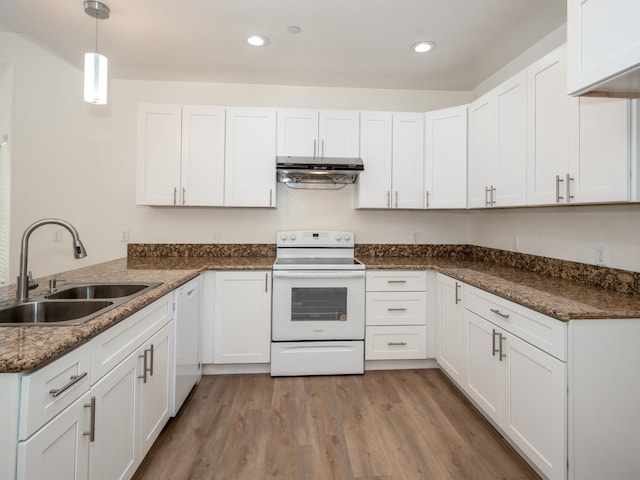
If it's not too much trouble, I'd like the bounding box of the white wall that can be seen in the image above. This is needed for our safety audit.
[1,32,471,279]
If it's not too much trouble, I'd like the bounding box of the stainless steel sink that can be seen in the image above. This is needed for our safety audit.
[0,300,114,326]
[45,283,155,300]
[0,282,162,326]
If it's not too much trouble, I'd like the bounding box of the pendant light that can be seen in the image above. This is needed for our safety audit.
[83,1,110,105]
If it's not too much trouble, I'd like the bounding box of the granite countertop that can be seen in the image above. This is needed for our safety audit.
[3,248,640,374]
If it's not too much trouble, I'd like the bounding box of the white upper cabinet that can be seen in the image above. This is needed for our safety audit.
[567,0,640,95]
[356,112,393,208]
[526,46,579,206]
[224,107,277,207]
[137,105,225,206]
[469,72,527,208]
[424,105,468,209]
[468,93,497,208]
[392,113,425,209]
[570,97,631,203]
[277,109,360,158]
[356,112,424,209]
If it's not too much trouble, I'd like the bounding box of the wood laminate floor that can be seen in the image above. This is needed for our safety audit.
[133,369,540,480]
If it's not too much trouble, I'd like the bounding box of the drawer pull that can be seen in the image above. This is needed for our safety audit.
[83,396,96,442]
[387,307,407,312]
[387,280,407,284]
[490,308,510,319]
[387,342,408,346]
[49,371,88,398]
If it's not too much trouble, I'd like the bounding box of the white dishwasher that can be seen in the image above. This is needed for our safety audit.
[172,275,202,416]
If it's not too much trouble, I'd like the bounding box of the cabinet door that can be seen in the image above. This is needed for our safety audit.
[504,332,567,480]
[138,322,173,459]
[318,110,360,158]
[180,106,225,206]
[392,113,424,209]
[467,93,496,208]
[136,104,182,206]
[356,111,393,208]
[571,97,630,203]
[463,310,504,426]
[435,275,464,387]
[567,0,640,95]
[527,46,579,205]
[90,352,138,480]
[17,392,90,480]
[225,107,277,207]
[214,271,271,364]
[424,105,468,208]
[276,109,318,157]
[495,71,527,207]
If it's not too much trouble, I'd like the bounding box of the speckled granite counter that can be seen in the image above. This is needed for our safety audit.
[3,242,640,374]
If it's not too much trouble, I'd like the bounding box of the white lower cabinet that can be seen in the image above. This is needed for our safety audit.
[213,271,272,364]
[14,293,175,480]
[435,274,464,386]
[365,271,427,360]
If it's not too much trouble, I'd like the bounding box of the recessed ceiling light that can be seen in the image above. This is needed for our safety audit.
[247,34,269,47]
[287,26,301,34]
[411,41,436,53]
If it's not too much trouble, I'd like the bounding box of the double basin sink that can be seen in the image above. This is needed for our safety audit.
[0,282,161,326]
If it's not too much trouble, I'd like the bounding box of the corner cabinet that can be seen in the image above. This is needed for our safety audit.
[213,271,272,364]
[137,105,225,206]
[424,105,468,209]
[567,0,640,95]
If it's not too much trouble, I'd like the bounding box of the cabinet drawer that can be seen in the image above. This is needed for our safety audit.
[366,291,427,326]
[365,325,427,360]
[464,286,567,361]
[91,293,173,383]
[19,342,91,440]
[366,271,427,292]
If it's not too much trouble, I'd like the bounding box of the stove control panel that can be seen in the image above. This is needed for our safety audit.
[277,230,355,248]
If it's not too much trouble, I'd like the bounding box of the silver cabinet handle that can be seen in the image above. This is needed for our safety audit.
[387,280,407,284]
[454,282,461,304]
[566,173,574,202]
[83,396,96,442]
[387,191,391,208]
[270,189,273,207]
[426,190,430,208]
[387,307,407,311]
[485,186,491,207]
[265,272,268,293]
[387,342,407,346]
[49,371,88,398]
[138,349,148,383]
[490,185,496,206]
[499,333,507,361]
[492,329,499,356]
[313,139,317,158]
[182,187,186,205]
[149,343,154,377]
[173,187,178,205]
[395,190,399,208]
[556,175,564,202]
[490,308,510,319]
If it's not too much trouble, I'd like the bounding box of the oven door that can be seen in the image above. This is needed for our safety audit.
[272,270,365,341]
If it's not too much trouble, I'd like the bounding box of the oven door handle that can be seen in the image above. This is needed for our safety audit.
[272,271,365,279]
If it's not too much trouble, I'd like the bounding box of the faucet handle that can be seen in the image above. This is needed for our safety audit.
[27,271,39,290]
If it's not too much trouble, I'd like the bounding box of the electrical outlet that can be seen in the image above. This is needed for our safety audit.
[53,229,62,242]
[120,230,130,243]
[212,232,221,243]
[512,235,519,251]
[595,244,609,266]
[411,232,419,244]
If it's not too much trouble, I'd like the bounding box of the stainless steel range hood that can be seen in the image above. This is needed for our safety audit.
[276,156,364,188]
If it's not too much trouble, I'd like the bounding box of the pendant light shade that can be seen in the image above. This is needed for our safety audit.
[83,1,110,105]
[84,52,108,104]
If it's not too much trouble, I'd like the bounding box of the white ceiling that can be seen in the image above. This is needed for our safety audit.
[0,0,566,91]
